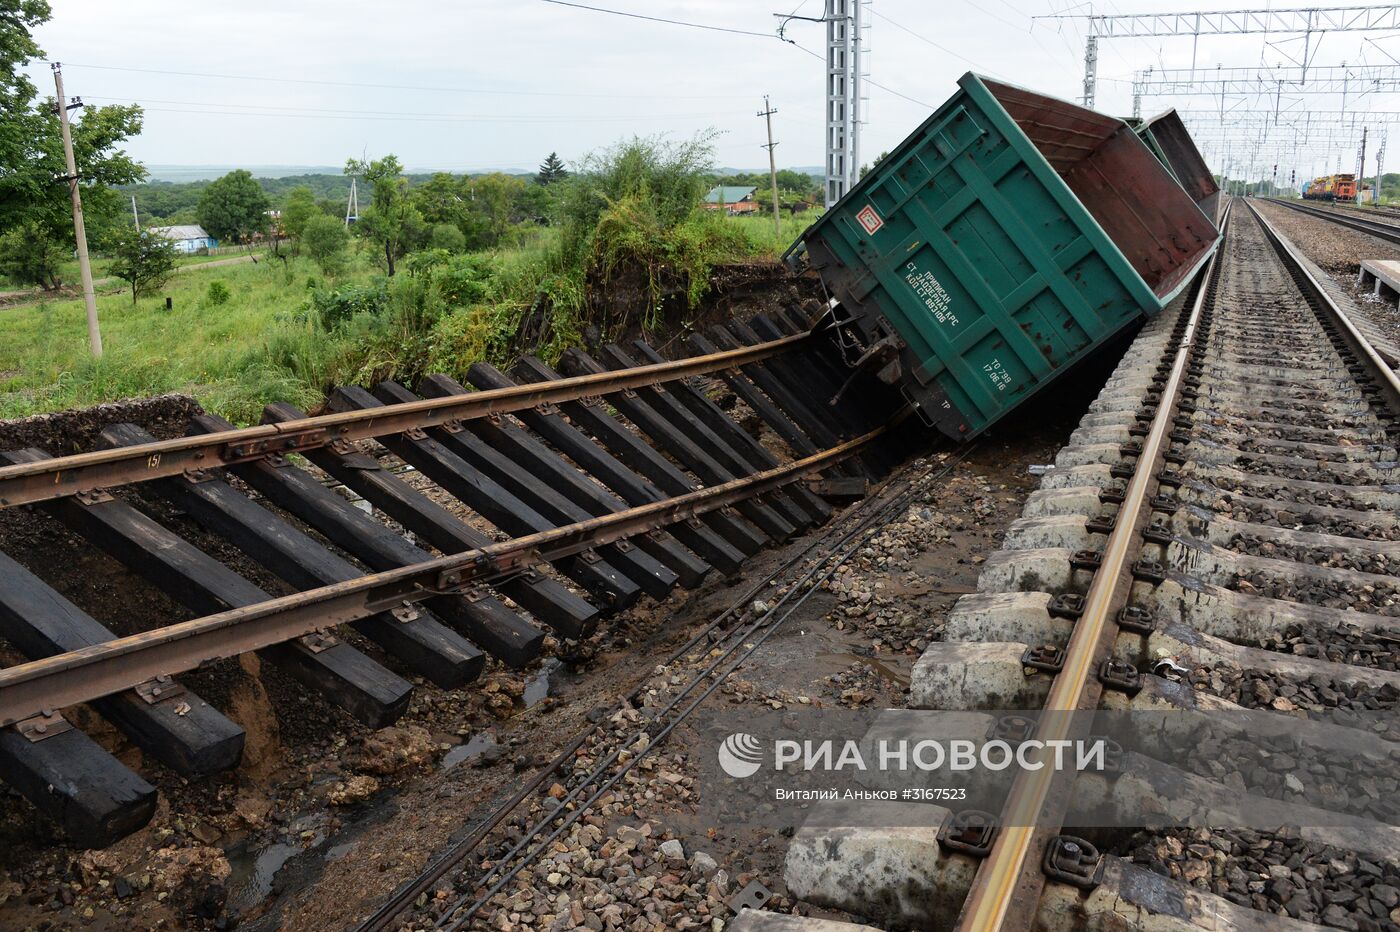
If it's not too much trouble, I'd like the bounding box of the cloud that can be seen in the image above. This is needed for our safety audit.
[24,0,1394,180]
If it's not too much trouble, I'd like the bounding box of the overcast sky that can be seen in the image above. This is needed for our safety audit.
[26,1,1400,181]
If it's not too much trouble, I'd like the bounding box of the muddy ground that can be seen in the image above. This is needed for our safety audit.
[0,289,1121,930]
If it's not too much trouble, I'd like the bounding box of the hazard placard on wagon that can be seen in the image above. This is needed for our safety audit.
[855,204,884,235]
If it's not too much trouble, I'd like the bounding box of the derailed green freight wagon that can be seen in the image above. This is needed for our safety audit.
[786,73,1218,439]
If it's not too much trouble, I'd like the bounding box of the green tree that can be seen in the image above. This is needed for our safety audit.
[197,169,270,243]
[345,154,421,276]
[280,185,319,248]
[469,172,527,244]
[302,213,349,276]
[412,172,467,227]
[0,220,65,289]
[859,152,889,180]
[107,227,177,303]
[0,2,144,249]
[536,151,568,185]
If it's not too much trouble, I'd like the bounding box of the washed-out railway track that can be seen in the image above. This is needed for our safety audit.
[0,311,908,848]
[775,198,1400,931]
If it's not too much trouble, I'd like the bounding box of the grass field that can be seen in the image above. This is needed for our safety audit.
[0,249,252,293]
[0,251,364,423]
[0,212,816,426]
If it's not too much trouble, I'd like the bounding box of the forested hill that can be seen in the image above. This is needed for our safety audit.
[123,167,826,227]
[121,173,518,226]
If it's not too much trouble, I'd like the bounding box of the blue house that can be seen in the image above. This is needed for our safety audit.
[149,224,218,253]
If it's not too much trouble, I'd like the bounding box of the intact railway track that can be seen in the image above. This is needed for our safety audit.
[0,312,906,848]
[778,198,1400,930]
[1272,197,1400,247]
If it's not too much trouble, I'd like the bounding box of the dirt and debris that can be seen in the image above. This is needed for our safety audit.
[0,393,203,456]
[1120,828,1400,929]
[0,322,1099,930]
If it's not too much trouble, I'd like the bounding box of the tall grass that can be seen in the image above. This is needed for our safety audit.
[1,138,820,425]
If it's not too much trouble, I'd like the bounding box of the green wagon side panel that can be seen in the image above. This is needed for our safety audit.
[792,72,1218,439]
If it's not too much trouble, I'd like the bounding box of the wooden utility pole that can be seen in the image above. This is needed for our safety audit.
[52,63,102,358]
[758,96,782,237]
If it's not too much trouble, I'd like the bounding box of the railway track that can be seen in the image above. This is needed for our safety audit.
[776,198,1400,930]
[0,312,907,847]
[360,443,976,932]
[1271,197,1400,247]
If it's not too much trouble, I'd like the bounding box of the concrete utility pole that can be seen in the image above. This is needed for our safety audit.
[52,63,101,358]
[1358,126,1368,202]
[759,96,782,237]
[1376,132,1388,205]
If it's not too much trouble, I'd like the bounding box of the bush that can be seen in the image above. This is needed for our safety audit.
[206,280,231,306]
[553,133,717,268]
[303,214,349,276]
[428,222,466,253]
[308,281,387,331]
[432,253,496,306]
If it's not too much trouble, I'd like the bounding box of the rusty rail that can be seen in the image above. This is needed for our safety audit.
[956,200,1231,931]
[1252,201,1400,407]
[0,333,809,509]
[0,415,897,728]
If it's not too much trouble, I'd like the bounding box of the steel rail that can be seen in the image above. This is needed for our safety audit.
[1268,197,1400,248]
[1252,200,1400,406]
[956,200,1232,932]
[437,445,974,931]
[0,415,897,728]
[360,445,969,932]
[0,333,810,510]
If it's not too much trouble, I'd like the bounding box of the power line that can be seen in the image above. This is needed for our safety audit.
[868,10,987,73]
[84,95,735,122]
[48,61,752,101]
[536,0,777,38]
[790,42,934,109]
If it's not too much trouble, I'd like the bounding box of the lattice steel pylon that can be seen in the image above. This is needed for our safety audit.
[821,0,869,206]
[1036,5,1400,111]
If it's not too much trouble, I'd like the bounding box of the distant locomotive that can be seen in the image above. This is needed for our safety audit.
[1303,174,1358,202]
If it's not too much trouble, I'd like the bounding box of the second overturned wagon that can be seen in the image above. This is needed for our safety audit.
[788,72,1219,439]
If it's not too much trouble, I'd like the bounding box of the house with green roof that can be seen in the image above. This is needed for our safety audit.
[703,185,759,215]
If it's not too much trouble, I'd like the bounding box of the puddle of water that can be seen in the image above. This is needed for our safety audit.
[523,658,560,707]
[324,841,358,863]
[440,731,498,770]
[224,813,328,914]
[225,841,300,914]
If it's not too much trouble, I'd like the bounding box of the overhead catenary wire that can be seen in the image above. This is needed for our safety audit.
[789,42,935,109]
[536,0,778,37]
[869,9,985,70]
